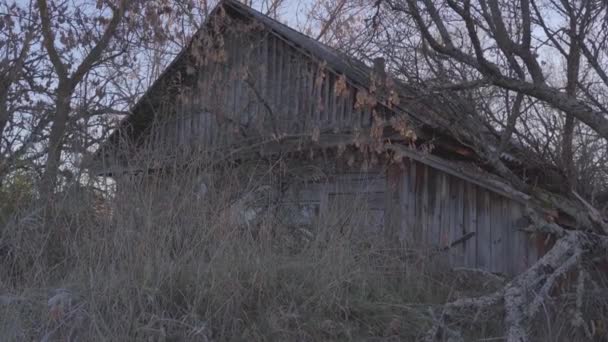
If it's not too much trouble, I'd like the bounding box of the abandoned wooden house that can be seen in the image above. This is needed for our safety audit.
[95,0,559,275]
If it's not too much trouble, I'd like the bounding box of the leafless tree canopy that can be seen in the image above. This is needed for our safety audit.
[307,0,608,205]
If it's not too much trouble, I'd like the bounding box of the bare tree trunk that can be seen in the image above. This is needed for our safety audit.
[561,4,584,192]
[36,0,128,203]
[36,0,128,265]
[39,85,72,266]
[39,86,71,202]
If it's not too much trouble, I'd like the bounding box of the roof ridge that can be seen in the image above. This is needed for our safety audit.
[223,0,347,56]
[222,0,374,75]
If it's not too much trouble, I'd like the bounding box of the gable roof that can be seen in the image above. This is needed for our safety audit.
[98,0,443,152]
[95,0,549,203]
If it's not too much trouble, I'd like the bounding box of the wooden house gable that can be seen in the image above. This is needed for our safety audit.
[95,1,543,276]
[128,9,382,158]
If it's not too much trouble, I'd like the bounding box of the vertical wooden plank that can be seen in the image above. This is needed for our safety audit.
[399,159,409,244]
[343,86,354,130]
[299,58,308,131]
[161,117,169,151]
[419,164,429,246]
[188,98,195,151]
[444,177,455,262]
[206,112,212,147]
[264,35,275,131]
[162,112,168,152]
[251,32,265,125]
[426,166,439,247]
[198,111,204,148]
[192,92,198,151]
[219,35,231,140]
[335,81,345,131]
[234,33,243,130]
[516,204,528,274]
[476,189,492,270]
[353,89,362,130]
[449,179,465,267]
[227,32,236,124]
[234,35,245,128]
[490,194,505,273]
[297,59,304,131]
[312,66,322,127]
[329,74,338,131]
[157,102,164,150]
[306,62,315,130]
[207,112,214,147]
[150,121,157,153]
[266,34,274,105]
[463,182,478,268]
[319,72,327,125]
[184,88,196,152]
[198,61,208,112]
[156,105,164,151]
[299,60,307,131]
[171,102,178,149]
[170,102,177,149]
[183,90,191,151]
[438,172,450,249]
[503,198,514,275]
[283,50,294,132]
[275,40,284,129]
[448,178,457,264]
[168,102,173,149]
[424,166,437,247]
[409,160,419,244]
[324,72,332,127]
[243,35,255,126]
[385,163,402,241]
[158,106,165,151]
[191,110,198,152]
[199,109,205,151]
[400,158,416,245]
[175,110,182,149]
[154,117,165,153]
[205,111,210,149]
[184,94,191,148]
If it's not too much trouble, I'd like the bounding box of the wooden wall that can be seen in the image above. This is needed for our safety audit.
[280,167,387,234]
[281,157,537,276]
[130,15,538,275]
[394,159,537,275]
[141,19,374,155]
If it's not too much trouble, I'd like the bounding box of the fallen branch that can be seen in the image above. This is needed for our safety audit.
[425,215,608,342]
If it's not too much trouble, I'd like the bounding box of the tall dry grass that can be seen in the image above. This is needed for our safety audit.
[1,153,605,341]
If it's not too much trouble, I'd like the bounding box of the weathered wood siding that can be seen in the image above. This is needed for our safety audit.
[394,159,535,274]
[131,14,537,276]
[280,168,387,233]
[283,157,536,275]
[142,20,373,154]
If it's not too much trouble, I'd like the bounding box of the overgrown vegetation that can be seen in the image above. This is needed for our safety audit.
[2,0,608,340]
[0,160,605,341]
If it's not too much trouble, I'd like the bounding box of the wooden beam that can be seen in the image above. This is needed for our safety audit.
[386,144,530,204]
